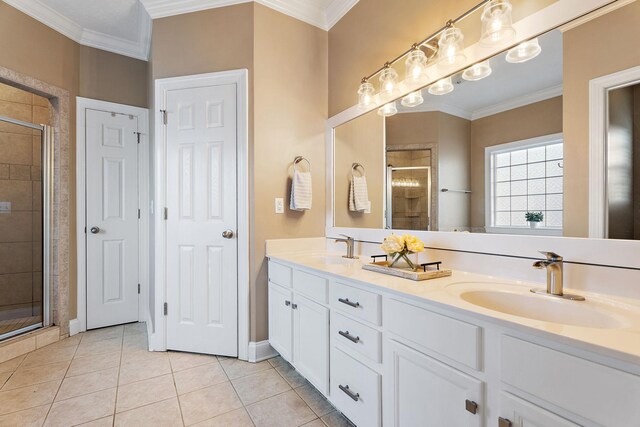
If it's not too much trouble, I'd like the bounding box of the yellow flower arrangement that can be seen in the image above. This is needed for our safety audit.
[381,233,425,271]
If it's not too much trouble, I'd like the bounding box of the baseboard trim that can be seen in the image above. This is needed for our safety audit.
[69,318,81,336]
[248,340,278,362]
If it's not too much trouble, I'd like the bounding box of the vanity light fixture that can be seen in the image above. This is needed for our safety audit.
[378,101,398,117]
[437,25,467,69]
[405,47,429,83]
[428,77,454,96]
[506,38,542,63]
[462,60,492,81]
[357,79,376,109]
[379,64,400,100]
[401,90,425,108]
[480,0,516,45]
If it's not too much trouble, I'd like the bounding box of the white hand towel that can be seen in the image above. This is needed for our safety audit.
[290,170,312,211]
[349,175,369,212]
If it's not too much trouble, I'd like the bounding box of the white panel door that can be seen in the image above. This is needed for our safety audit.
[86,110,139,329]
[165,83,238,356]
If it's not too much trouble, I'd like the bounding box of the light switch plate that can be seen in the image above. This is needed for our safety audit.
[364,201,371,214]
[0,202,10,214]
[275,198,284,214]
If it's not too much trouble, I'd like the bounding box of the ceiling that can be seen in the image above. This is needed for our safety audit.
[398,29,563,120]
[2,0,359,61]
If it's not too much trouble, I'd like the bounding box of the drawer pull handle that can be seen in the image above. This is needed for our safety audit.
[285,300,291,307]
[339,384,360,402]
[465,399,478,414]
[338,330,360,343]
[498,417,512,427]
[338,298,360,308]
[292,303,298,309]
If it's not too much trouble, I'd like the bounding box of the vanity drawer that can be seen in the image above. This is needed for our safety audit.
[331,281,382,325]
[331,311,382,363]
[293,270,328,303]
[269,261,292,288]
[331,347,381,427]
[385,298,481,370]
[501,336,640,427]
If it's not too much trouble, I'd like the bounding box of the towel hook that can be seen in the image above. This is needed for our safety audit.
[351,163,365,177]
[294,156,311,172]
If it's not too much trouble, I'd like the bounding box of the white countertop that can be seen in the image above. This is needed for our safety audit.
[268,250,640,366]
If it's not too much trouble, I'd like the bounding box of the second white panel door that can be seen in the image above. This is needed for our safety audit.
[165,83,238,356]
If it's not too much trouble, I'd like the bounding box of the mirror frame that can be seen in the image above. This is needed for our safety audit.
[326,0,640,270]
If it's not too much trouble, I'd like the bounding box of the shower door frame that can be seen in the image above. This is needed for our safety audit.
[0,115,52,340]
[385,165,432,231]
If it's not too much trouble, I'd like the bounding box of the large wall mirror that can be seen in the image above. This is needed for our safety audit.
[332,0,640,240]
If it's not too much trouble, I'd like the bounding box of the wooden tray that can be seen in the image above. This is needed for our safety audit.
[362,261,452,281]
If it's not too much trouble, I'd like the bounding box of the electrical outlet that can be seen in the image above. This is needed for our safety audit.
[364,201,371,214]
[275,198,284,214]
[0,202,10,214]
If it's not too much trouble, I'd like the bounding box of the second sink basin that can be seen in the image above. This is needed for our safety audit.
[447,282,634,329]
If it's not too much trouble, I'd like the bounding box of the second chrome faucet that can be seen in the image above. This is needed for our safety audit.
[335,234,358,259]
[531,251,585,301]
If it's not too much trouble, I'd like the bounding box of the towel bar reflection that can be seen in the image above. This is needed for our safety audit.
[294,156,311,172]
[441,188,471,194]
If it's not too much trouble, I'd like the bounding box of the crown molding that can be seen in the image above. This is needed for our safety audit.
[141,0,252,19]
[325,0,358,29]
[3,0,83,40]
[559,0,635,32]
[398,102,473,120]
[471,84,563,120]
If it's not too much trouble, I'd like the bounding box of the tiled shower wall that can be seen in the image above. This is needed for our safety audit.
[0,83,50,323]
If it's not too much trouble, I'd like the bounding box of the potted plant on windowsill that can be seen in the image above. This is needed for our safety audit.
[525,211,544,228]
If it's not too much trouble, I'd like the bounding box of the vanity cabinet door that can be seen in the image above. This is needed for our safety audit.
[384,339,484,427]
[293,294,329,394]
[499,392,580,427]
[268,281,293,362]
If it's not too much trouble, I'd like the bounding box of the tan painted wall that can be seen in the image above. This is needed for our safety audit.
[0,3,150,322]
[469,96,563,228]
[563,0,640,237]
[151,3,327,342]
[334,110,385,228]
[79,46,148,108]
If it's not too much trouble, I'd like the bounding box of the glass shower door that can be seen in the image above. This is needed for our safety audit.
[386,166,432,230]
[0,115,50,340]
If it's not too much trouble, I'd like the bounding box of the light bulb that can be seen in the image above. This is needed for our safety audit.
[437,27,466,69]
[506,38,542,63]
[401,90,424,108]
[428,77,454,96]
[405,49,428,83]
[462,60,492,81]
[377,101,398,117]
[357,81,376,109]
[379,66,400,100]
[481,0,516,46]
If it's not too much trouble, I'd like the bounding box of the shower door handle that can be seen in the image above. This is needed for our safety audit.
[90,226,100,234]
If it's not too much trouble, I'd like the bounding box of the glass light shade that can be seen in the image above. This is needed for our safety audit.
[462,60,492,81]
[405,49,428,83]
[379,67,400,99]
[428,77,454,96]
[480,0,516,45]
[506,38,542,63]
[401,90,424,108]
[437,27,466,69]
[377,101,398,117]
[357,82,376,109]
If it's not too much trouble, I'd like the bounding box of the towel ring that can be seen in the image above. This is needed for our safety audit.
[294,156,311,172]
[351,163,365,177]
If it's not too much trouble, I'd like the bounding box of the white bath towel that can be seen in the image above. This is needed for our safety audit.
[290,170,312,211]
[349,175,369,212]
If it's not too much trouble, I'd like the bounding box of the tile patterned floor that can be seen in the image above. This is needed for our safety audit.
[0,323,354,427]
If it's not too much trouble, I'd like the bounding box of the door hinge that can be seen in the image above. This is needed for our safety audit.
[163,302,168,316]
[160,109,168,125]
[138,209,141,219]
[137,284,141,294]
[134,132,141,144]
[163,207,168,220]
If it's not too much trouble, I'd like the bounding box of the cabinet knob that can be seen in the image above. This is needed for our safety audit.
[498,417,512,427]
[465,399,478,414]
[285,300,291,307]
[292,303,298,309]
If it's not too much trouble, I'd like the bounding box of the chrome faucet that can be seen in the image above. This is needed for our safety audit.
[531,251,584,301]
[335,234,358,259]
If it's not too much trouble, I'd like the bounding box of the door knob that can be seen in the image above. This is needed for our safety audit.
[222,230,234,239]
[90,227,100,234]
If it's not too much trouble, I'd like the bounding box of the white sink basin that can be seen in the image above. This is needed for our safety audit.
[309,255,359,266]
[447,282,633,329]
